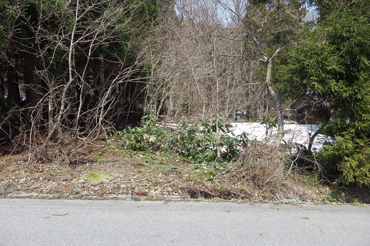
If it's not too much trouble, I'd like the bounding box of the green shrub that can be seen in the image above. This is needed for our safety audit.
[169,116,249,162]
[118,115,166,151]
[118,115,249,163]
[318,130,370,187]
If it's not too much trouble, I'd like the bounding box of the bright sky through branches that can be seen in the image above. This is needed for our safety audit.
[175,0,317,26]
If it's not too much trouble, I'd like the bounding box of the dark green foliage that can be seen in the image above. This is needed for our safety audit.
[310,0,365,22]
[118,115,249,163]
[318,134,370,186]
[0,0,16,51]
[281,0,370,186]
[243,0,306,57]
[169,117,248,162]
[118,115,166,151]
[0,92,23,144]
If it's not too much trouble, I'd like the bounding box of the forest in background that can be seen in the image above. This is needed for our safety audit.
[1,0,370,189]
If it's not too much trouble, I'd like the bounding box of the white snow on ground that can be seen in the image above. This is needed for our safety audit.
[162,121,333,152]
[230,122,333,152]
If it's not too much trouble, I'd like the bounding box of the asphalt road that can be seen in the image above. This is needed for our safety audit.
[1,199,369,246]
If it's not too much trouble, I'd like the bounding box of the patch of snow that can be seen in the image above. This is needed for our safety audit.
[159,121,334,152]
[230,123,333,152]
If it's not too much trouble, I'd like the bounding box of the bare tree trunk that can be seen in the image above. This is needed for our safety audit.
[308,127,321,153]
[56,0,79,129]
[211,31,221,159]
[265,59,284,145]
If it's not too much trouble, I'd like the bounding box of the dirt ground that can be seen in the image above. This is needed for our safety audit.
[0,140,192,199]
[1,138,369,204]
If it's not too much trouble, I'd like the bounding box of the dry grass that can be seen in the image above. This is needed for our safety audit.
[1,139,369,204]
[233,143,286,187]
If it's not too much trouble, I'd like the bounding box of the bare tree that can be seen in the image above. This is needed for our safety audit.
[16,1,147,138]
[218,0,308,144]
[0,0,154,162]
[144,0,265,126]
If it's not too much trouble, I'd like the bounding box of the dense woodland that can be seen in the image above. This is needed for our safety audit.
[1,0,370,187]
